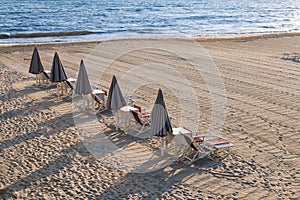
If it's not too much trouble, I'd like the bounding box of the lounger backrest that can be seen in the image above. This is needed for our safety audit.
[65,80,74,90]
[92,93,98,102]
[133,104,142,113]
[103,90,107,96]
[183,126,194,137]
[92,93,103,104]
[182,133,198,151]
[42,71,50,79]
[131,110,144,126]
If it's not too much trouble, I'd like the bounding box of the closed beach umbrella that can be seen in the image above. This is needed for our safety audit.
[74,60,92,110]
[50,52,68,83]
[50,52,68,98]
[29,47,44,85]
[106,75,126,130]
[151,88,173,156]
[74,60,92,95]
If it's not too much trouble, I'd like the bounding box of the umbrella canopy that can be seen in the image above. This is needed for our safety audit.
[50,52,68,83]
[29,47,44,74]
[106,75,126,110]
[151,88,173,137]
[74,60,92,95]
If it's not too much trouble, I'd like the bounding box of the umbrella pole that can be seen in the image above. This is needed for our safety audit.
[114,110,119,131]
[42,72,45,84]
[64,82,67,96]
[83,95,86,111]
[57,83,60,99]
[39,73,42,85]
[38,73,42,85]
[161,137,165,157]
[91,94,95,112]
[86,95,90,110]
[61,82,63,96]
[35,74,38,86]
[165,135,169,155]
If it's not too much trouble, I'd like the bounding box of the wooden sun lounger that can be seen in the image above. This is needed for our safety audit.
[282,52,300,60]
[129,110,151,134]
[171,128,213,164]
[91,89,107,112]
[200,135,233,159]
[182,140,213,164]
[65,77,76,95]
[170,128,234,163]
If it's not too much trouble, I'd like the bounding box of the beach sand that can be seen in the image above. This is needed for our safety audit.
[0,33,299,199]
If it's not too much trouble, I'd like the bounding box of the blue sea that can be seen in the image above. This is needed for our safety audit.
[1,0,299,44]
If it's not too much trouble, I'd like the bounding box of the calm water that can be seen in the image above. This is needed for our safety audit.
[1,0,300,43]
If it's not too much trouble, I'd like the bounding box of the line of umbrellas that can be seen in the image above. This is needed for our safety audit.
[29,47,71,98]
[28,47,173,156]
[29,46,68,84]
[29,47,94,99]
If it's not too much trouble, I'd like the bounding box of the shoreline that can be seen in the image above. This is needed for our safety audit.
[1,31,300,47]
